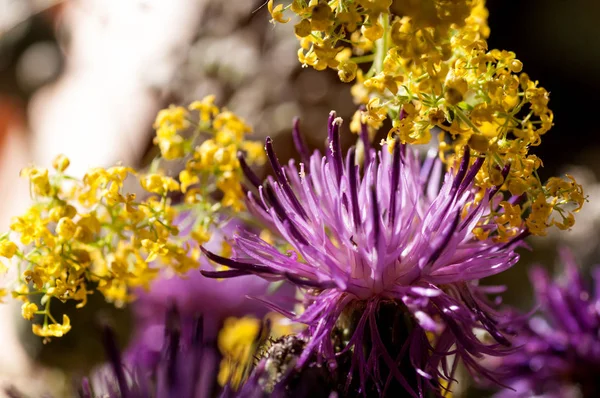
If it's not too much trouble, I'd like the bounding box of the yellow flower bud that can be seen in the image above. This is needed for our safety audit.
[179,170,199,193]
[214,147,233,167]
[21,167,51,196]
[467,134,489,153]
[294,19,312,37]
[362,22,384,42]
[52,154,71,172]
[191,226,211,245]
[157,135,186,160]
[509,59,523,73]
[32,314,71,337]
[189,95,219,122]
[554,213,575,230]
[268,0,290,24]
[507,178,527,196]
[49,205,77,222]
[337,60,358,83]
[141,174,180,195]
[56,217,77,240]
[310,3,332,31]
[21,302,38,321]
[0,240,18,258]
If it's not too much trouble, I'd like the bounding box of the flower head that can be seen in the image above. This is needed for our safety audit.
[494,250,600,398]
[203,112,528,396]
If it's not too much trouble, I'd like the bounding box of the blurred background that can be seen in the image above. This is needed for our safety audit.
[0,0,598,396]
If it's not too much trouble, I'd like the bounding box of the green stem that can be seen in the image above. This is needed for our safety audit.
[373,13,390,74]
[350,54,375,64]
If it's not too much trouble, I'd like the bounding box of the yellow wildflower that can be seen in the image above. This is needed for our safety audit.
[240,141,266,165]
[140,174,180,195]
[217,316,261,388]
[0,240,18,258]
[268,0,290,24]
[32,314,71,338]
[189,95,219,123]
[52,154,70,172]
[141,239,169,262]
[217,172,245,211]
[154,105,189,130]
[21,302,38,321]
[191,224,211,245]
[21,167,51,196]
[294,19,312,37]
[179,169,200,193]
[56,217,77,240]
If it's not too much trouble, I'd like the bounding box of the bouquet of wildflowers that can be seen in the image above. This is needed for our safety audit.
[1,1,596,397]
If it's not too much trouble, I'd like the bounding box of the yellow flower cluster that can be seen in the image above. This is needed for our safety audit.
[268,0,584,237]
[6,157,192,339]
[153,95,266,218]
[3,96,266,339]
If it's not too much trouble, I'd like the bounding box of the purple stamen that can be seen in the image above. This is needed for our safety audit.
[450,146,471,195]
[238,151,262,188]
[328,113,344,185]
[389,139,402,226]
[360,122,371,169]
[292,117,311,164]
[347,147,362,229]
[264,184,308,245]
[102,324,129,398]
[457,156,484,196]
[265,137,308,220]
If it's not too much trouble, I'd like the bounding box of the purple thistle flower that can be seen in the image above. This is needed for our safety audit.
[202,112,528,396]
[494,249,600,398]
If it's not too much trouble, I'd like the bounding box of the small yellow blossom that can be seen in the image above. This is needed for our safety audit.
[52,154,71,172]
[154,105,188,130]
[56,217,77,240]
[191,225,211,245]
[294,19,312,37]
[32,314,71,338]
[21,302,38,321]
[141,239,169,262]
[21,167,51,196]
[0,240,18,258]
[189,95,219,123]
[240,141,267,166]
[140,174,180,195]
[268,0,290,24]
[179,169,199,193]
[217,316,261,388]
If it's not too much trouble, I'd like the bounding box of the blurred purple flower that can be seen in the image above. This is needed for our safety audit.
[82,309,327,398]
[495,249,600,398]
[86,310,212,398]
[203,112,528,396]
[127,220,275,368]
